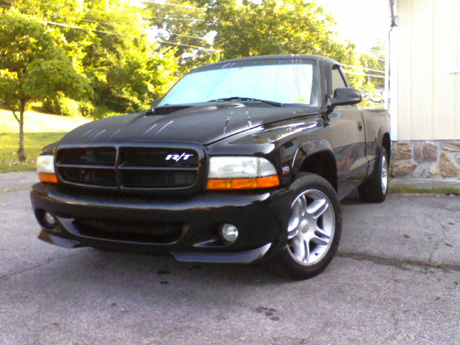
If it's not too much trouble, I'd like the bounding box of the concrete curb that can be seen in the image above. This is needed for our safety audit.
[389,178,460,192]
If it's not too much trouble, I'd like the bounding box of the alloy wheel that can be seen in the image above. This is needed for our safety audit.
[286,189,335,266]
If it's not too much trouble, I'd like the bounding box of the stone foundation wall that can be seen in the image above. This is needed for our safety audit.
[391,141,460,179]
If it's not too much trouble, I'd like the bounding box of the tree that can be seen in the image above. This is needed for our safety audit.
[6,0,180,114]
[205,0,342,59]
[145,0,218,70]
[359,40,386,89]
[73,0,179,112]
[145,0,364,84]
[0,15,90,161]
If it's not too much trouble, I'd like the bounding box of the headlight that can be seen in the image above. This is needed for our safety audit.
[37,155,58,184]
[37,155,55,174]
[207,156,280,190]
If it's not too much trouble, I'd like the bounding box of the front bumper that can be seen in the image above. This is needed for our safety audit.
[30,184,293,263]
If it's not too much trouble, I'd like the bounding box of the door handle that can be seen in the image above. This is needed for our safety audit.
[358,121,363,131]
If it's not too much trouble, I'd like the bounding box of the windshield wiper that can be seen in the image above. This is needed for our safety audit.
[207,97,283,107]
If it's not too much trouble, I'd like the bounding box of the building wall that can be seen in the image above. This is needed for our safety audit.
[392,140,460,179]
[396,0,460,141]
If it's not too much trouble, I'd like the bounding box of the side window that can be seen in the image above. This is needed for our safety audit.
[332,68,347,94]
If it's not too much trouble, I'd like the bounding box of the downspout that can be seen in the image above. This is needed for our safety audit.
[390,0,397,27]
[386,0,398,141]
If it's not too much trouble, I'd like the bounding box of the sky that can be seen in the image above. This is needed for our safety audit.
[314,0,390,50]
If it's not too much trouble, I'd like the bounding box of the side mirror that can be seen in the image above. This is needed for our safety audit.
[151,98,163,108]
[330,88,362,108]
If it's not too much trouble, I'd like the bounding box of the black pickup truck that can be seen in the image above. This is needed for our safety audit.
[31,55,390,279]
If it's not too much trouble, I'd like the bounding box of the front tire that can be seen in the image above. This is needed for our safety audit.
[268,173,342,280]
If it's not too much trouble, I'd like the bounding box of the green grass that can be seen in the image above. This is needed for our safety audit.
[0,107,90,173]
[0,132,66,172]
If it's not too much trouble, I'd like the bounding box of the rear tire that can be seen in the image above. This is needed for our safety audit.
[358,148,389,203]
[268,173,342,280]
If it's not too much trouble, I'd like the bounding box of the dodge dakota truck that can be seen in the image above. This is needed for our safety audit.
[31,55,391,279]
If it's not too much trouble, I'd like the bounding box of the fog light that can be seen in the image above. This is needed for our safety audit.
[220,224,239,244]
[44,212,56,227]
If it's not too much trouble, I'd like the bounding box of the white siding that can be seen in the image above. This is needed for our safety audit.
[397,0,460,140]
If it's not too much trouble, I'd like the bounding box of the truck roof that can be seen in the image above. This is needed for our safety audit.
[193,54,339,72]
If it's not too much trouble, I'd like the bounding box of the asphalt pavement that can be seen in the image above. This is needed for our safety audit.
[1,172,460,345]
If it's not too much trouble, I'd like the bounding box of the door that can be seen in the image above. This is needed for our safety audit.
[328,67,368,197]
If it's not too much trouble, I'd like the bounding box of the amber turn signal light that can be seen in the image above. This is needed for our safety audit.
[207,175,280,190]
[38,172,58,184]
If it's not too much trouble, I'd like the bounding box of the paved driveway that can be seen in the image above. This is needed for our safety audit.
[1,173,460,345]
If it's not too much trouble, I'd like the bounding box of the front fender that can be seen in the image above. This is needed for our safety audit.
[290,140,335,182]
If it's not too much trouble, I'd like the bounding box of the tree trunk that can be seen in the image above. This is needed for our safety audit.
[17,102,26,162]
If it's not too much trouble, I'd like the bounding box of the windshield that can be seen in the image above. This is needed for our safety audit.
[158,59,319,107]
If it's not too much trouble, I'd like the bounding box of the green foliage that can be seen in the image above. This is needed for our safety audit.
[94,45,179,113]
[359,40,386,89]
[78,100,95,117]
[1,0,384,118]
[357,40,386,108]
[0,15,90,160]
[7,0,180,114]
[145,0,218,72]
[91,105,124,120]
[146,0,369,88]
[0,15,90,108]
[207,0,349,60]
[43,93,81,117]
[0,132,65,173]
[41,97,61,115]
[0,105,90,172]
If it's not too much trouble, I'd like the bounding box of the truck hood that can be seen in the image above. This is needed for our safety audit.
[59,103,320,146]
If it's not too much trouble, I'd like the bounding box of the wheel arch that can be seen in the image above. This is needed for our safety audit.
[291,143,338,193]
[381,132,391,165]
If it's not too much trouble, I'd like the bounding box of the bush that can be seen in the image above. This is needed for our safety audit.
[92,105,123,120]
[59,97,80,117]
[78,101,95,117]
[42,93,81,117]
[42,97,60,114]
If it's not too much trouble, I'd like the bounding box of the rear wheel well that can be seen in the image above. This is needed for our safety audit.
[382,133,391,165]
[298,151,337,192]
